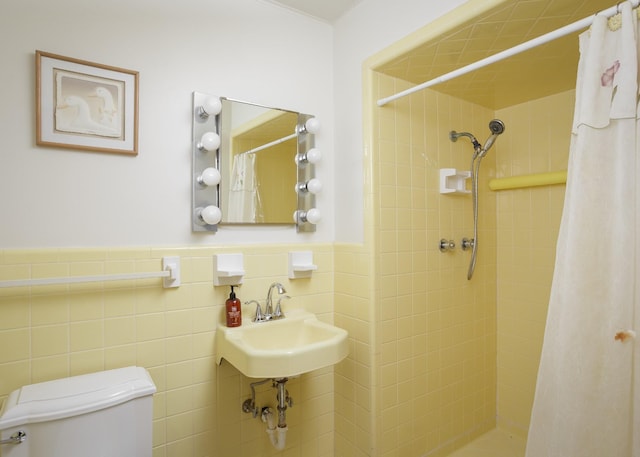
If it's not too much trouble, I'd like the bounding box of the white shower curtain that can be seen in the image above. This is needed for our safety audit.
[226,153,261,223]
[526,2,639,456]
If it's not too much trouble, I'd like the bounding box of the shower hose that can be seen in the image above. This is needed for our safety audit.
[467,151,484,280]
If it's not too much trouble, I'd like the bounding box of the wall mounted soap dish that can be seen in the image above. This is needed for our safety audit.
[440,168,471,194]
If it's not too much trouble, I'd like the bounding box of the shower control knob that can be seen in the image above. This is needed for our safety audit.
[439,239,455,252]
[461,237,475,251]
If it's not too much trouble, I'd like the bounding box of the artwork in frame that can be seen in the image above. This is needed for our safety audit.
[36,50,139,155]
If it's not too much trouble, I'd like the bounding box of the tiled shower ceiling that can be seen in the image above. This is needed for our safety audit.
[376,0,617,109]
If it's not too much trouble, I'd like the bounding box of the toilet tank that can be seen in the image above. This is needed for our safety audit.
[0,366,156,457]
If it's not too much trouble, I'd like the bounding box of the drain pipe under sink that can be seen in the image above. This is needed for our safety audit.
[261,407,288,451]
[262,378,291,451]
[243,377,292,451]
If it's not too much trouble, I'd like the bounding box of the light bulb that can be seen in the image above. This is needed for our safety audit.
[197,205,222,225]
[304,118,320,134]
[201,97,222,117]
[198,132,220,151]
[295,208,321,225]
[296,178,322,194]
[306,178,322,194]
[306,148,322,163]
[296,148,322,165]
[305,208,321,224]
[197,167,221,187]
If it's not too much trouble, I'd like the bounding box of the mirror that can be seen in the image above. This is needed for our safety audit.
[191,93,320,232]
[219,99,298,224]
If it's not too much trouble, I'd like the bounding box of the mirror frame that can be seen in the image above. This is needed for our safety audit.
[191,92,319,233]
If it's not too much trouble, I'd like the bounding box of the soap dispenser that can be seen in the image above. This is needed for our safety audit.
[225,285,242,327]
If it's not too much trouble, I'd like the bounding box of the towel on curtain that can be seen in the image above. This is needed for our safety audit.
[526,2,639,456]
[226,153,262,223]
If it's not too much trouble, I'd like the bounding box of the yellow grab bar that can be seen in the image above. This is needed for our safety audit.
[489,170,567,191]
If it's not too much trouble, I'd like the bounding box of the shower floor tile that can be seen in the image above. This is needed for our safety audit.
[447,428,526,457]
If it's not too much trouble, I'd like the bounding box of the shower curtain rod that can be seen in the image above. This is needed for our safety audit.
[377,0,640,107]
[240,132,297,155]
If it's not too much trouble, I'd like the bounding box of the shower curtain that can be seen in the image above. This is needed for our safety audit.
[226,153,261,223]
[526,2,639,456]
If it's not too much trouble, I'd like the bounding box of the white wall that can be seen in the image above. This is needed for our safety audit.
[332,0,467,243]
[0,0,334,248]
[1,0,472,248]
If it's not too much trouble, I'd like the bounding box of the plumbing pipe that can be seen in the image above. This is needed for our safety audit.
[261,407,288,451]
[242,378,271,418]
[275,378,289,428]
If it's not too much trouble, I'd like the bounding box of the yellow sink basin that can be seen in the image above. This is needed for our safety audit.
[215,309,349,378]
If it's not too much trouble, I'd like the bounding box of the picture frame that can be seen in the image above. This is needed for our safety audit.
[36,50,139,155]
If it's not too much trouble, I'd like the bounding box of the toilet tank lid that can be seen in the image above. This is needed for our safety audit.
[0,366,156,429]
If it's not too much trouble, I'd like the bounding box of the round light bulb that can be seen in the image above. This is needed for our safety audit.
[296,178,322,194]
[202,97,222,116]
[296,148,322,165]
[304,117,320,134]
[306,148,321,164]
[306,178,322,194]
[198,132,220,151]
[199,205,222,225]
[198,167,221,187]
[305,208,321,224]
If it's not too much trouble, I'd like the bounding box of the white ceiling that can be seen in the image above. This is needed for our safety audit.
[264,0,364,23]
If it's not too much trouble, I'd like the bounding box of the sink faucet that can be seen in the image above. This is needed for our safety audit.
[265,282,286,317]
[248,282,289,322]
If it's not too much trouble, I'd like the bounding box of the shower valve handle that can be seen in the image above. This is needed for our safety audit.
[461,238,475,251]
[439,239,456,252]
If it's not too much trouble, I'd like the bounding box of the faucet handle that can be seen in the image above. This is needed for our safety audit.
[274,295,290,319]
[246,300,264,322]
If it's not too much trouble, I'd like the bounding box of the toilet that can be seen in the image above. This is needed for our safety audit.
[0,366,156,457]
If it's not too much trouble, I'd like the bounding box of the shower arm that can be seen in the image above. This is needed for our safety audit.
[449,130,481,151]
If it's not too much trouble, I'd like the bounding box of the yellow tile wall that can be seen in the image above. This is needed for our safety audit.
[0,244,337,457]
[334,243,373,457]
[361,72,498,457]
[360,73,573,454]
[494,90,573,438]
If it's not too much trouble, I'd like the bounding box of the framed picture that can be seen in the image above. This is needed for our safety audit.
[36,50,139,155]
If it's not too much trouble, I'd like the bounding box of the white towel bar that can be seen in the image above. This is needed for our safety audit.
[0,256,180,289]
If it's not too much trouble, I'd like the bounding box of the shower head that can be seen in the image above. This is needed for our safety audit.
[479,119,506,157]
[488,119,505,135]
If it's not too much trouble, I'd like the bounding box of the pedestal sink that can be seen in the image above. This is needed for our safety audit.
[215,309,349,378]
